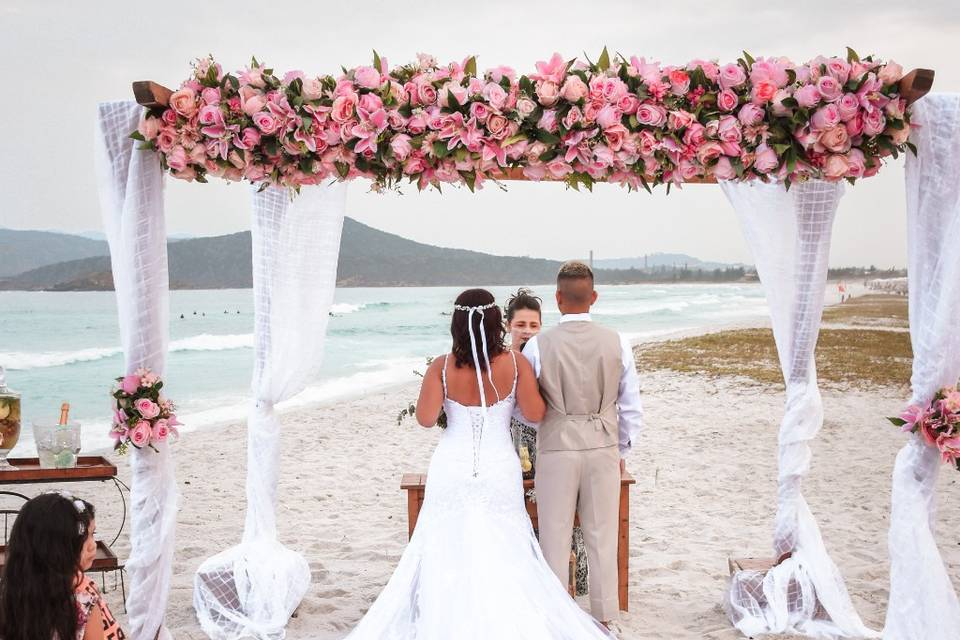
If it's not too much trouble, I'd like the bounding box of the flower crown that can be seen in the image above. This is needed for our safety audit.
[453,302,498,312]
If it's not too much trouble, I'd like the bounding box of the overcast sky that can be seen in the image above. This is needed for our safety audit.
[1,1,956,267]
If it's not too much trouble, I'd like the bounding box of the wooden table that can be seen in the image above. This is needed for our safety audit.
[0,456,125,566]
[401,470,637,611]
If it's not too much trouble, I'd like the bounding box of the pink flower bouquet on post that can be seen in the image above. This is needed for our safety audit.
[889,381,960,469]
[110,368,181,454]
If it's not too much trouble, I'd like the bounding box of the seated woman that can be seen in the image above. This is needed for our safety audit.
[0,492,126,640]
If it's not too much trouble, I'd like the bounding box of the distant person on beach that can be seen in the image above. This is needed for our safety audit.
[0,493,127,640]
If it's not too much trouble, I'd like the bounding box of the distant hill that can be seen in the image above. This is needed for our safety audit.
[0,221,751,290]
[0,229,108,277]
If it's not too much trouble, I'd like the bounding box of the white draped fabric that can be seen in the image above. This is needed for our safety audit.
[884,94,960,640]
[94,101,177,640]
[721,180,877,638]
[194,183,348,639]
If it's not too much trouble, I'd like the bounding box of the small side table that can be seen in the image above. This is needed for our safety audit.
[0,456,128,601]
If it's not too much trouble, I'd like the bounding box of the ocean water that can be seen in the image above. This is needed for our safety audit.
[0,283,769,453]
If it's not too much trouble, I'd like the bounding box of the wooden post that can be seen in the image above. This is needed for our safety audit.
[618,470,635,612]
[898,68,935,106]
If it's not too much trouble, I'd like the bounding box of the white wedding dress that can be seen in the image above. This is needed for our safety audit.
[345,350,615,639]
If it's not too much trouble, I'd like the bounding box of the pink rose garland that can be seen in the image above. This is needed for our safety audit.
[134,49,914,193]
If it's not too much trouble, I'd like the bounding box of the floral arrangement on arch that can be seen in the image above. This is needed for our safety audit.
[889,382,960,470]
[134,47,913,193]
[110,368,181,454]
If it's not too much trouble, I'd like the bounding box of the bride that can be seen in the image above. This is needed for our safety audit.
[345,288,615,639]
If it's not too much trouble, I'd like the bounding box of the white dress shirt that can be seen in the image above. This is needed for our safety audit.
[521,313,644,458]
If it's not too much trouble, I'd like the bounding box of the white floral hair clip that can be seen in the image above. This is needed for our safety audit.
[453,302,497,312]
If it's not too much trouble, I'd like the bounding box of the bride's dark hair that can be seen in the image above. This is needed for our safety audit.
[0,492,95,640]
[450,288,506,371]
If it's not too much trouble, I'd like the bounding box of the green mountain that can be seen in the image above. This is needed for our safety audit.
[0,229,108,277]
[0,221,747,290]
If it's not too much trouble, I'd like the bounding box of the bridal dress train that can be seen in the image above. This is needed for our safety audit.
[345,349,614,640]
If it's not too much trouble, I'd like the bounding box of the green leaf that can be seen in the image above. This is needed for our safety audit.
[906,141,918,156]
[639,175,653,195]
[462,171,476,192]
[502,133,527,147]
[334,161,349,178]
[464,56,477,77]
[373,49,382,72]
[432,140,451,159]
[785,149,797,174]
[598,46,611,72]
[888,417,908,427]
[129,130,146,141]
[786,69,797,86]
[772,143,791,154]
[888,119,905,130]
[781,97,799,109]
[536,130,561,145]
[742,50,755,67]
[519,76,533,95]
[446,87,460,109]
[846,47,860,64]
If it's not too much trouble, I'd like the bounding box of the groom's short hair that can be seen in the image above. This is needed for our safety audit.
[557,261,594,305]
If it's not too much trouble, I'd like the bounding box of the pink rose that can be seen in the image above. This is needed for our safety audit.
[750,59,789,87]
[770,89,793,117]
[253,111,280,135]
[440,82,468,108]
[636,103,667,127]
[717,116,742,143]
[469,101,490,122]
[818,126,851,153]
[516,98,537,118]
[417,82,437,105]
[794,84,821,109]
[712,156,737,180]
[678,159,701,180]
[719,140,742,157]
[161,109,177,125]
[153,419,170,442]
[487,113,509,137]
[242,94,267,117]
[130,420,152,447]
[134,398,161,419]
[837,93,860,121]
[938,434,960,465]
[718,63,747,89]
[330,96,357,124]
[823,154,849,179]
[358,93,383,113]
[845,114,864,137]
[483,82,508,110]
[817,76,842,102]
[811,104,841,131]
[668,110,696,130]
[535,81,560,107]
[563,106,583,129]
[354,66,381,89]
[239,127,261,150]
[737,103,764,127]
[683,123,706,146]
[751,82,777,105]
[596,105,621,130]
[603,124,628,151]
[407,113,427,135]
[717,89,739,112]
[201,87,221,105]
[390,134,413,160]
[845,148,866,178]
[825,59,850,85]
[877,61,904,86]
[696,141,724,164]
[863,109,887,136]
[121,375,140,395]
[668,69,690,95]
[943,390,960,413]
[546,159,574,178]
[887,124,911,145]
[301,78,323,101]
[560,76,589,102]
[169,88,198,118]
[754,143,779,173]
[537,109,558,133]
[138,117,160,141]
[166,146,188,172]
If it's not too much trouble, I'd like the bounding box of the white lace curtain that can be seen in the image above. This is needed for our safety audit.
[95,100,177,640]
[885,93,960,640]
[721,180,877,637]
[193,183,348,639]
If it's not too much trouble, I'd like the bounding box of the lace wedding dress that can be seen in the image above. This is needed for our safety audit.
[345,350,614,639]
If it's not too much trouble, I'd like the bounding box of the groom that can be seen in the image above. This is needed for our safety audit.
[522,260,643,624]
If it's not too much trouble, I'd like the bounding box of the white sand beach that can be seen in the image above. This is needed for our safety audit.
[67,297,959,639]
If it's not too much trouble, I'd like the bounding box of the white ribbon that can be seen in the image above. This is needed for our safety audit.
[456,302,499,477]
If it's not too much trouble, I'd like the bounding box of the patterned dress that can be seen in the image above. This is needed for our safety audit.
[74,574,126,639]
[510,417,590,596]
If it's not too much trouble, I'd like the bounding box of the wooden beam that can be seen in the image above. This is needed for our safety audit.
[899,68,934,106]
[132,81,172,109]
